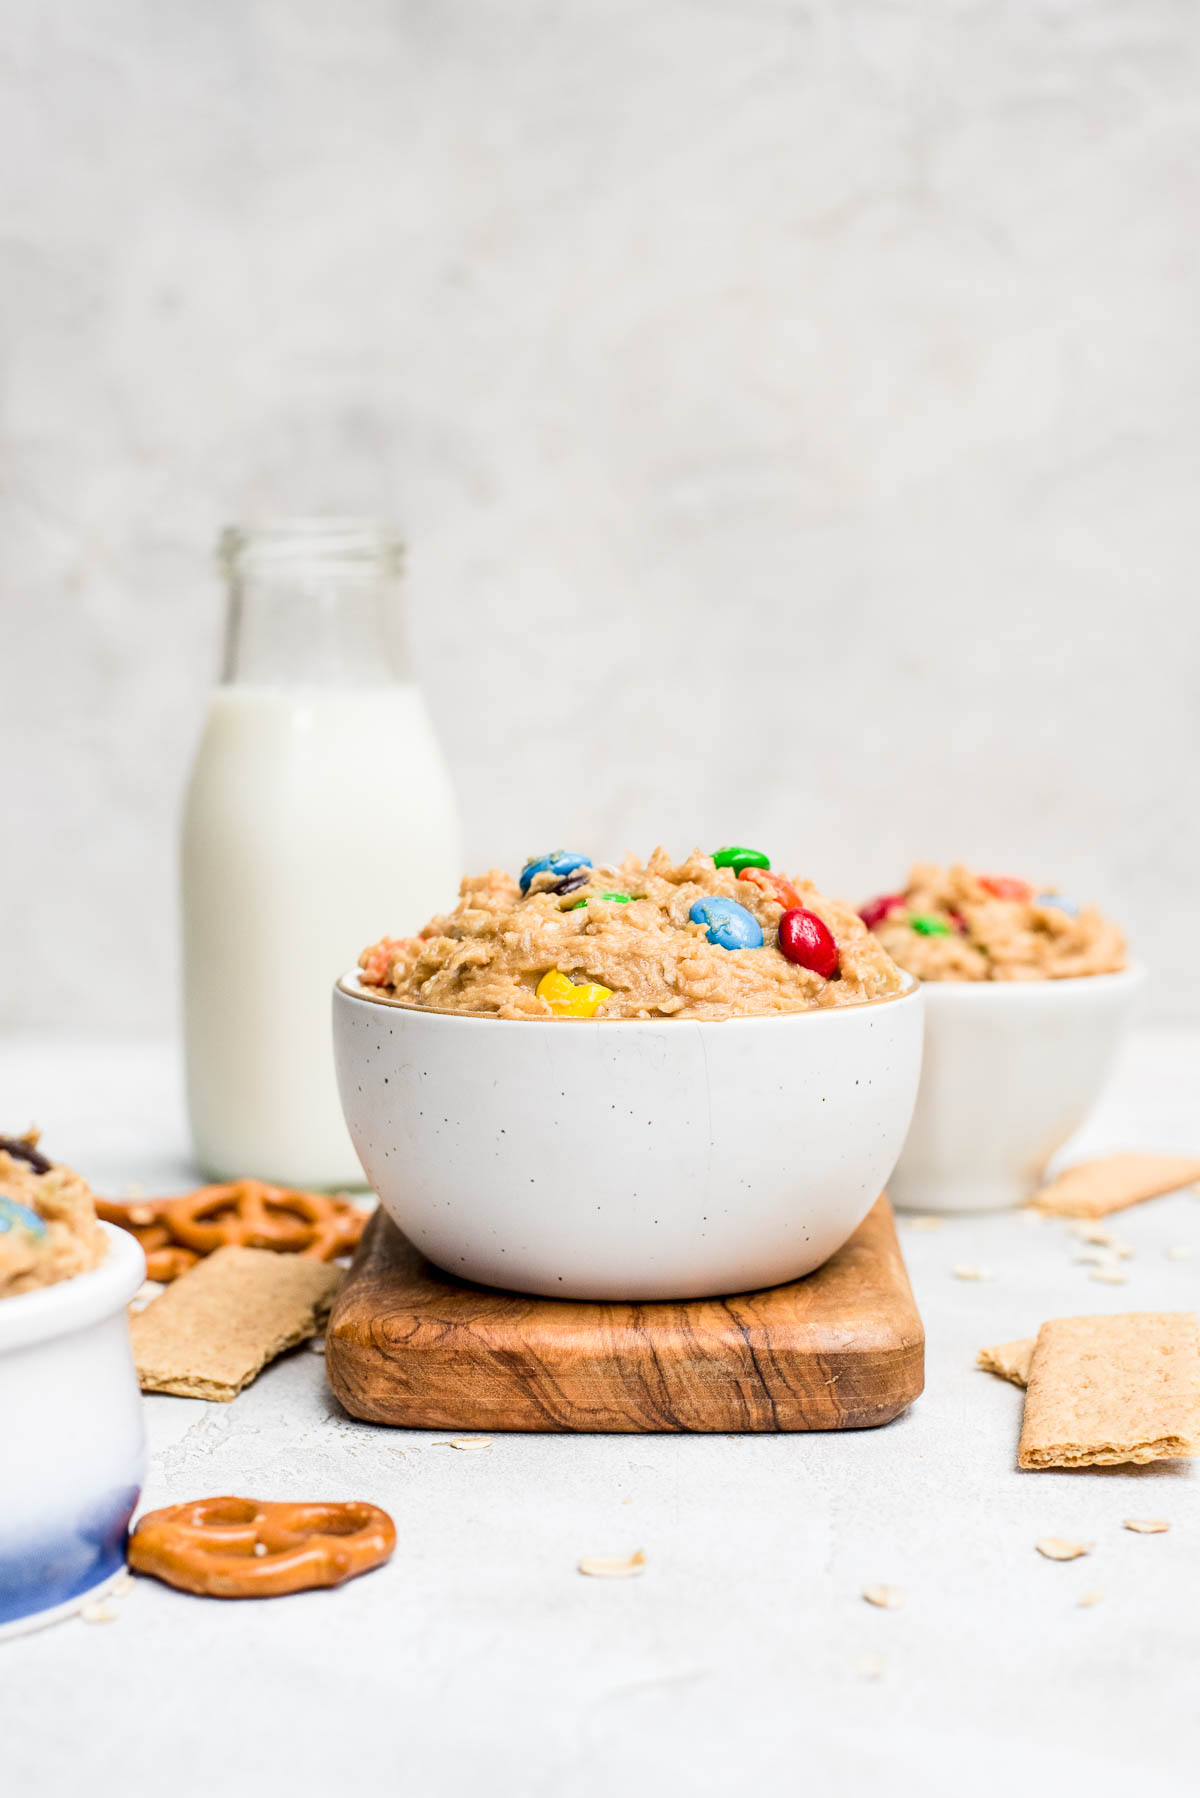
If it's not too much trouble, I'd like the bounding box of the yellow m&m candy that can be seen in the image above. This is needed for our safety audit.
[536,968,613,1018]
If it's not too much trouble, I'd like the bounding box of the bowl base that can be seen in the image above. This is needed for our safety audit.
[0,1564,129,1643]
[889,1171,1033,1214]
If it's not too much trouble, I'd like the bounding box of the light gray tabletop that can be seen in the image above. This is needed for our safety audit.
[4,1030,1198,1798]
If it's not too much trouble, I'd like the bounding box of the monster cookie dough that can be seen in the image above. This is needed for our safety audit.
[0,1133,107,1298]
[360,847,905,1020]
[861,864,1126,982]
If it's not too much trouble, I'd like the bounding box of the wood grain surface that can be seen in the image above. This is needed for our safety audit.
[324,1196,923,1433]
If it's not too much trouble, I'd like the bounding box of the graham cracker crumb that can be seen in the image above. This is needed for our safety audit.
[976,1339,1035,1387]
[1019,1312,1200,1469]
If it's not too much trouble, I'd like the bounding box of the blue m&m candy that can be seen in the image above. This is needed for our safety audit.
[1035,892,1079,917]
[689,896,764,951]
[0,1195,47,1239]
[519,851,593,894]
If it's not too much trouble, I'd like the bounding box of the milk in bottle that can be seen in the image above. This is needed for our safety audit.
[181,521,461,1186]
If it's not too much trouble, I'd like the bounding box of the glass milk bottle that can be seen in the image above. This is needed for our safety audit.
[181,520,461,1187]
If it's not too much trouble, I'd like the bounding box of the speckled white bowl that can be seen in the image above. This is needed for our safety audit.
[888,964,1144,1213]
[332,971,923,1300]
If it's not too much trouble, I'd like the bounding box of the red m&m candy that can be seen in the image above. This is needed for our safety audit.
[778,907,839,979]
[859,893,905,931]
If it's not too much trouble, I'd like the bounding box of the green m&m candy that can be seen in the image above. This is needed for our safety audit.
[713,846,770,875]
[910,913,952,938]
[570,892,632,910]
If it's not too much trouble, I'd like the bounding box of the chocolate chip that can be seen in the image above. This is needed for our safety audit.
[0,1135,52,1174]
[551,870,590,897]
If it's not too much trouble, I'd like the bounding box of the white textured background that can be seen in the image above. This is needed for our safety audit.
[3,0,1198,1032]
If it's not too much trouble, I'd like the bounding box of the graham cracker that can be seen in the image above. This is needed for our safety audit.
[977,1338,1035,1388]
[1031,1153,1200,1220]
[131,1245,343,1401]
[1018,1312,1200,1469]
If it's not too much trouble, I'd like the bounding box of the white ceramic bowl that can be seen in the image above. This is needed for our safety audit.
[333,971,923,1300]
[888,965,1144,1214]
[0,1223,146,1638]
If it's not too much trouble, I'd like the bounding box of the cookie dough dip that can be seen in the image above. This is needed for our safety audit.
[359,846,905,1020]
[0,1133,107,1298]
[861,864,1126,983]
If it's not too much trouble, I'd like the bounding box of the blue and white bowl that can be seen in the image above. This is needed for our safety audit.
[0,1222,146,1638]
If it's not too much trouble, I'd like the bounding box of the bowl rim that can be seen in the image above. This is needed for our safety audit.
[0,1222,146,1355]
[335,965,921,1024]
[911,961,1145,1003]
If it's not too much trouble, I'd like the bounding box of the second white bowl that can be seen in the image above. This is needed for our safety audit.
[333,971,924,1300]
[887,965,1143,1213]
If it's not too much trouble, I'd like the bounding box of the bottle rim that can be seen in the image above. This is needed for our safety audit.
[219,518,404,576]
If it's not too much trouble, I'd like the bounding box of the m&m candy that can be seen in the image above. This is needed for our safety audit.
[520,851,593,894]
[689,896,764,951]
[570,892,631,910]
[713,846,771,875]
[978,875,1033,902]
[778,908,839,978]
[0,1195,47,1239]
[1035,892,1079,917]
[859,893,905,931]
[536,969,613,1017]
[910,913,952,938]
[739,867,803,909]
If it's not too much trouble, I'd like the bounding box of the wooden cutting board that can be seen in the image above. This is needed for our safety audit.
[324,1195,923,1433]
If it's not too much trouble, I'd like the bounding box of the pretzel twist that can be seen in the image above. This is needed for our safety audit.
[97,1181,366,1280]
[128,1496,396,1597]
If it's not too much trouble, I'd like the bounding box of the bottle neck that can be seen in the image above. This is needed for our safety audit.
[219,520,411,688]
